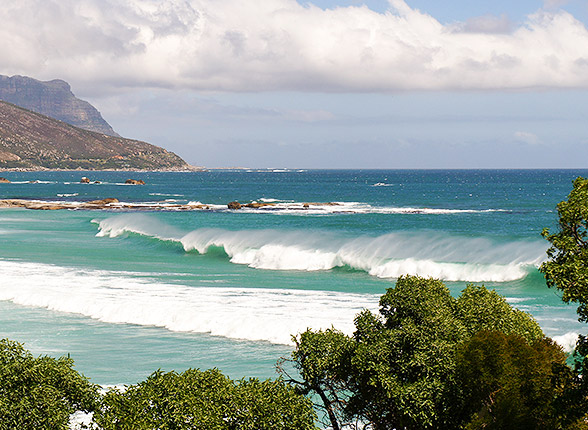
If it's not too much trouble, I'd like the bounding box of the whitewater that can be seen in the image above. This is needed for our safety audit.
[94,214,545,282]
[0,169,586,384]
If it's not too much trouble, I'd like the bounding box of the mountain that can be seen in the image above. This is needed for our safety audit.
[0,74,119,137]
[0,101,191,170]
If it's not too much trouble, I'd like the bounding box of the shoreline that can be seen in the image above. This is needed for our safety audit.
[0,165,206,173]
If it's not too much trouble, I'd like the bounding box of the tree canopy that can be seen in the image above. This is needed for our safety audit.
[540,176,588,426]
[0,338,98,430]
[0,339,317,430]
[95,368,317,430]
[540,176,588,322]
[284,276,584,430]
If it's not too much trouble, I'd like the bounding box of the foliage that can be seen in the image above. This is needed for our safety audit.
[540,176,588,427]
[1,339,316,430]
[283,329,354,430]
[540,176,588,322]
[455,331,571,429]
[94,367,317,430]
[285,276,575,430]
[0,338,99,430]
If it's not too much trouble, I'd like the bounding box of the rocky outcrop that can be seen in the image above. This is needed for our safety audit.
[0,198,210,211]
[0,101,191,171]
[244,202,277,208]
[125,179,145,185]
[87,198,119,205]
[0,177,10,183]
[0,74,119,137]
[0,198,344,212]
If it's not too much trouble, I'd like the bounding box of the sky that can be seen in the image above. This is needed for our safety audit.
[1,0,588,168]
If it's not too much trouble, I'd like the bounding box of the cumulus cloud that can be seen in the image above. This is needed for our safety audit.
[450,14,513,34]
[1,0,588,92]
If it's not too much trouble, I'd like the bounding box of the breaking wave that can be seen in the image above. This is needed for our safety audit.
[94,214,546,283]
[0,259,378,345]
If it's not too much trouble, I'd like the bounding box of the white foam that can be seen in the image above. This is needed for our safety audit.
[258,198,291,203]
[9,180,57,184]
[94,214,184,240]
[0,259,379,345]
[149,193,185,197]
[4,195,508,215]
[231,201,508,216]
[95,215,546,282]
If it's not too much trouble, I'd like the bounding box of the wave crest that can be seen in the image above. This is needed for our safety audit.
[95,215,546,282]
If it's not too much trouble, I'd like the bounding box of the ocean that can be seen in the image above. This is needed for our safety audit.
[0,169,586,386]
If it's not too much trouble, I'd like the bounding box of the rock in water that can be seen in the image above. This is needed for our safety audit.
[125,179,146,185]
[227,201,242,209]
[0,177,10,183]
[86,198,119,205]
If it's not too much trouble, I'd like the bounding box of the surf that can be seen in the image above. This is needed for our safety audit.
[94,214,546,283]
[0,258,379,345]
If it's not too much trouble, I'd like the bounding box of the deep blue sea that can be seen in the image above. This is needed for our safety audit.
[0,169,586,386]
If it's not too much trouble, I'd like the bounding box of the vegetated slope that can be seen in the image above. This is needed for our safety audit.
[0,74,119,137]
[0,101,190,170]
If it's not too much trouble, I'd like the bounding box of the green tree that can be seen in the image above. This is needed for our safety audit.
[94,367,317,430]
[285,276,573,430]
[540,176,588,426]
[0,338,98,430]
[281,329,355,430]
[540,176,588,322]
[455,331,571,430]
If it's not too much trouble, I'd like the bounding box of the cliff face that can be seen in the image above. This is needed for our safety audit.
[0,101,190,170]
[0,74,120,137]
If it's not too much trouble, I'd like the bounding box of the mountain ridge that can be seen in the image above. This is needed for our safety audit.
[0,100,193,171]
[0,74,119,137]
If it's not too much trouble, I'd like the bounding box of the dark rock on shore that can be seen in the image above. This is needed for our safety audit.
[125,179,145,185]
[87,198,119,205]
[227,201,242,209]
[244,202,277,209]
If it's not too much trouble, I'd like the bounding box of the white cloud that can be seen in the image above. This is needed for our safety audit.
[514,131,541,145]
[450,14,513,34]
[1,0,588,93]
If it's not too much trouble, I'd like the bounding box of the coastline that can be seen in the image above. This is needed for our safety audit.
[0,165,206,173]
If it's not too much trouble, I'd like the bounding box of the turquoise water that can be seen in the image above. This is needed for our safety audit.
[0,169,586,385]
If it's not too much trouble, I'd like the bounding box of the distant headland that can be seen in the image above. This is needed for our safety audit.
[0,74,199,171]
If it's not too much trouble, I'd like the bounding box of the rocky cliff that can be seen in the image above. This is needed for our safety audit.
[0,74,119,137]
[0,101,191,170]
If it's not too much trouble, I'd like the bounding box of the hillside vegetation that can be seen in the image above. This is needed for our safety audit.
[0,101,190,170]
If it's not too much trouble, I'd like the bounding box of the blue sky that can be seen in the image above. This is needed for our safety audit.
[1,0,588,168]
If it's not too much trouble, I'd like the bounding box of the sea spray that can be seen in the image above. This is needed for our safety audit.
[94,214,547,282]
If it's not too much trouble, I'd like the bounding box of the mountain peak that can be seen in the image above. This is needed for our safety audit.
[0,74,119,137]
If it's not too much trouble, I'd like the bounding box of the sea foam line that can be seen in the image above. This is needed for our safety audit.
[2,196,508,215]
[0,259,379,345]
[94,214,546,283]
